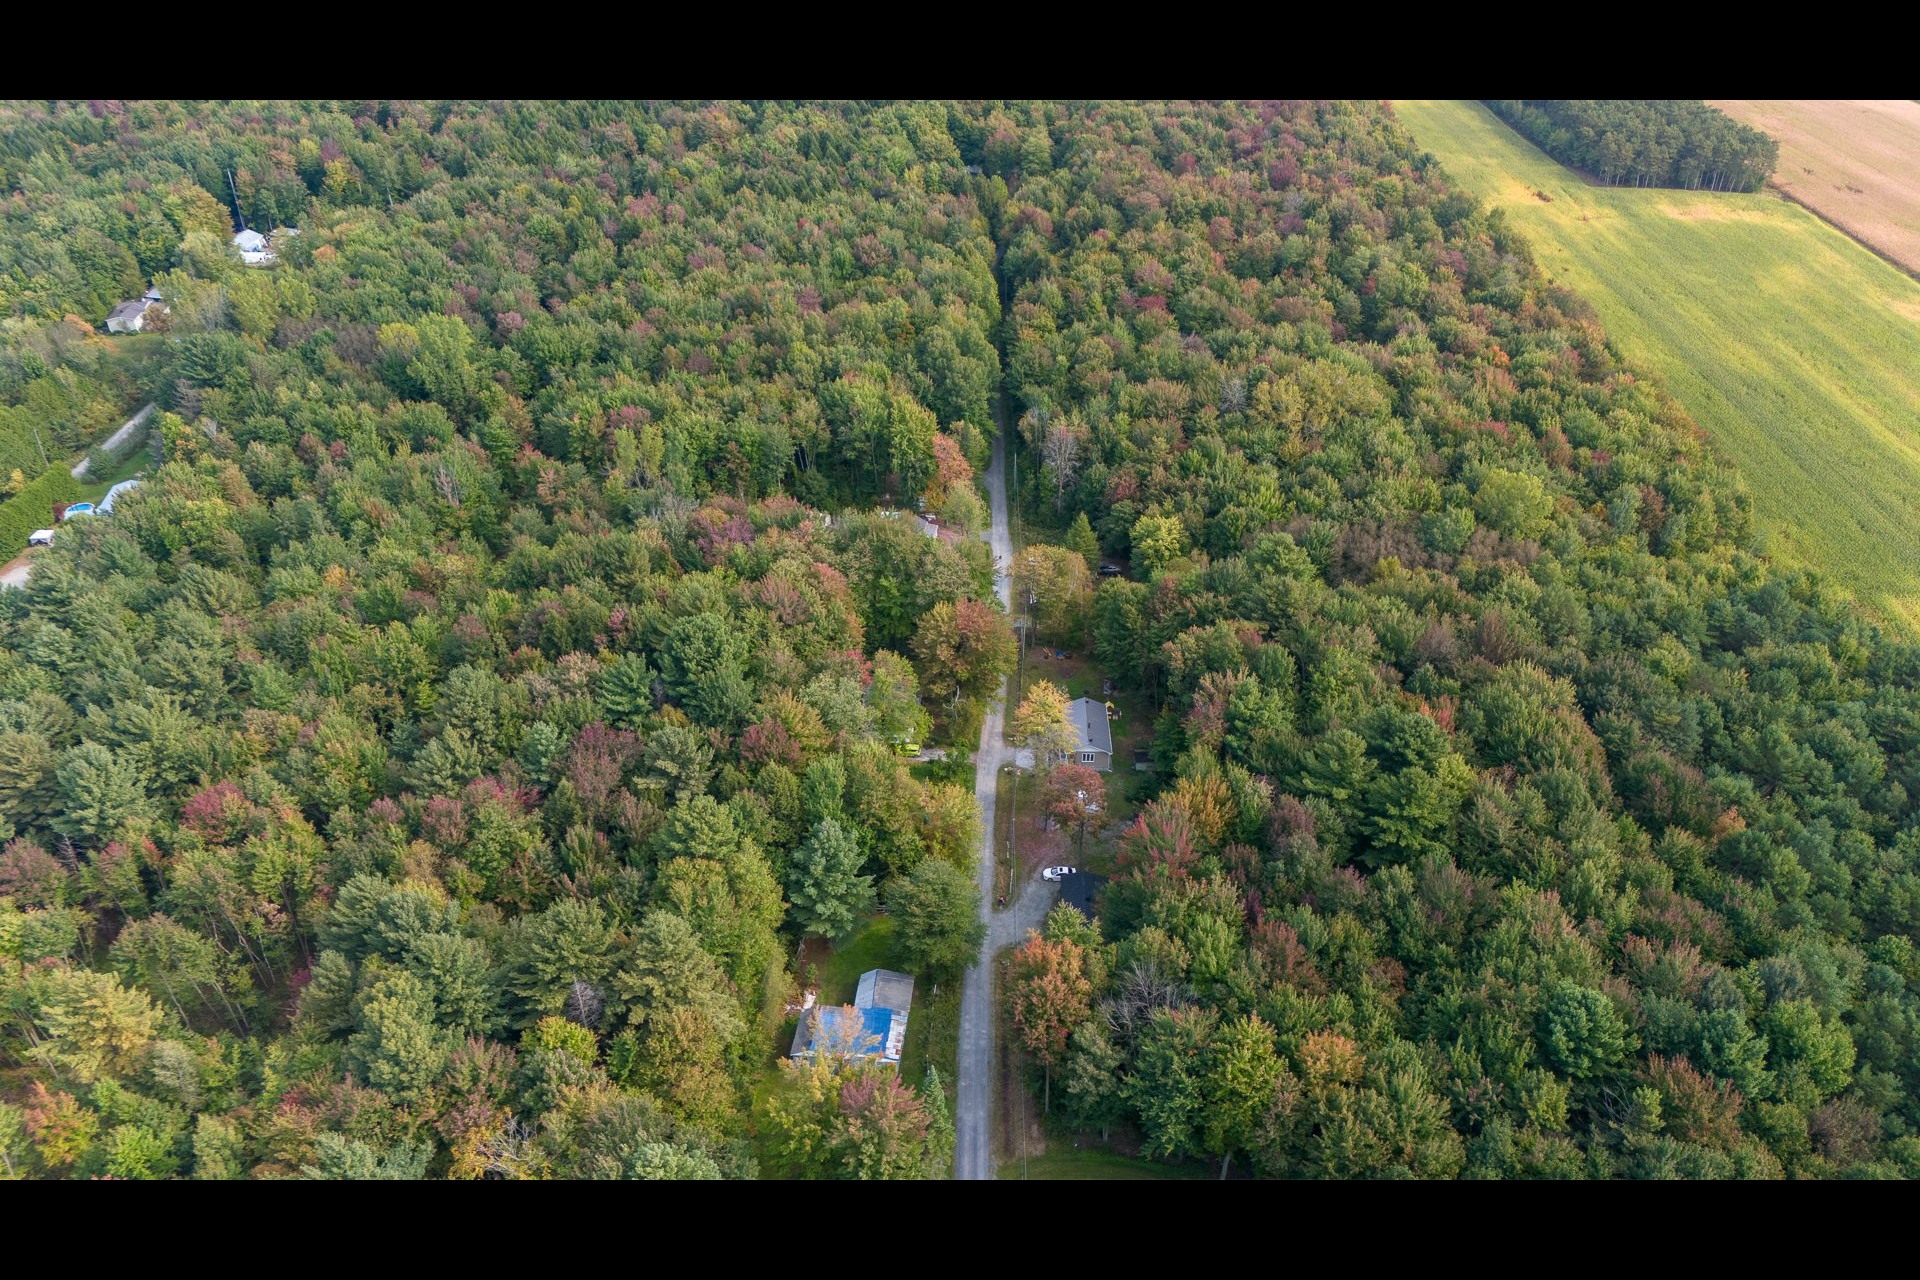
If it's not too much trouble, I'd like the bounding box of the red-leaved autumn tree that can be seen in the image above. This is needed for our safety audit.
[1043,763,1106,847]
[1007,932,1094,1110]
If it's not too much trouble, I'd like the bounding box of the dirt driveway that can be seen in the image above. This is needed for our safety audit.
[0,550,33,590]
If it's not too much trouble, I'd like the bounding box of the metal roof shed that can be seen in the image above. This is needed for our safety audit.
[855,968,915,1015]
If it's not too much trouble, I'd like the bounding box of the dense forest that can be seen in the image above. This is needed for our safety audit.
[0,101,1010,1179]
[994,99,1918,1178]
[1,99,1915,1181]
[1484,100,1777,192]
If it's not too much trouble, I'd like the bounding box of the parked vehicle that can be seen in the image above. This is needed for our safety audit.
[1042,865,1077,882]
[1098,563,1123,577]
[891,740,922,758]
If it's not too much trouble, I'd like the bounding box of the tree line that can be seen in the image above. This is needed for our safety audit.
[1484,100,1777,192]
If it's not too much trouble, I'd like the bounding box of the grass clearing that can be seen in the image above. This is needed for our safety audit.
[77,449,151,505]
[809,914,897,1006]
[1395,100,1920,631]
[1711,100,1920,277]
[898,974,959,1088]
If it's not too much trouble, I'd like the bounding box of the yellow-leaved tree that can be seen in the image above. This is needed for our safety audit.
[1013,679,1081,771]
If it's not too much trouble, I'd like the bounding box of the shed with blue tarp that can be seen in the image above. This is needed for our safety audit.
[788,967,915,1065]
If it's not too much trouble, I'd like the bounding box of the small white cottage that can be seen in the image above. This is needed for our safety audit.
[105,299,154,334]
[234,228,273,265]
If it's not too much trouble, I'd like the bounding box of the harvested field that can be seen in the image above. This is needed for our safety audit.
[1711,100,1920,278]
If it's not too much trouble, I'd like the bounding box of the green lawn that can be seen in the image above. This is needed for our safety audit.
[77,448,151,505]
[1394,100,1920,631]
[908,755,974,789]
[812,914,897,1006]
[996,1147,1212,1180]
[898,975,959,1088]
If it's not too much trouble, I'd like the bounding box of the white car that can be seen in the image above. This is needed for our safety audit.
[1042,865,1077,882]
[27,528,55,547]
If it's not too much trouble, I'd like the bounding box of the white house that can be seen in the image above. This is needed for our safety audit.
[105,299,155,333]
[233,228,273,266]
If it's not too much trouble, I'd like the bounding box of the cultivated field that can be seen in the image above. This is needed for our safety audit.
[1394,100,1920,631]
[1711,100,1920,278]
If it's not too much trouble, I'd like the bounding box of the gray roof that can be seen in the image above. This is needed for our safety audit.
[97,479,141,516]
[855,968,914,1015]
[233,229,267,252]
[1069,698,1112,755]
[107,299,149,322]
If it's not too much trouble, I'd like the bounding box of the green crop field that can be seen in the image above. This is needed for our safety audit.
[1394,100,1920,630]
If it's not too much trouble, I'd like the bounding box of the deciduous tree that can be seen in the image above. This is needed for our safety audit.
[1013,679,1080,771]
[887,857,984,980]
[1008,932,1094,1109]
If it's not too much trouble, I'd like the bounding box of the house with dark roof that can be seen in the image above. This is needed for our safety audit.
[1056,871,1107,920]
[1068,697,1113,772]
[789,967,915,1065]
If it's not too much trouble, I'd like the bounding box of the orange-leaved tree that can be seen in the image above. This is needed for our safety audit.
[1007,931,1093,1111]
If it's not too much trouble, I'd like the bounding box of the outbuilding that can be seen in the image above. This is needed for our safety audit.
[1056,871,1107,920]
[789,967,915,1066]
[97,479,142,516]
